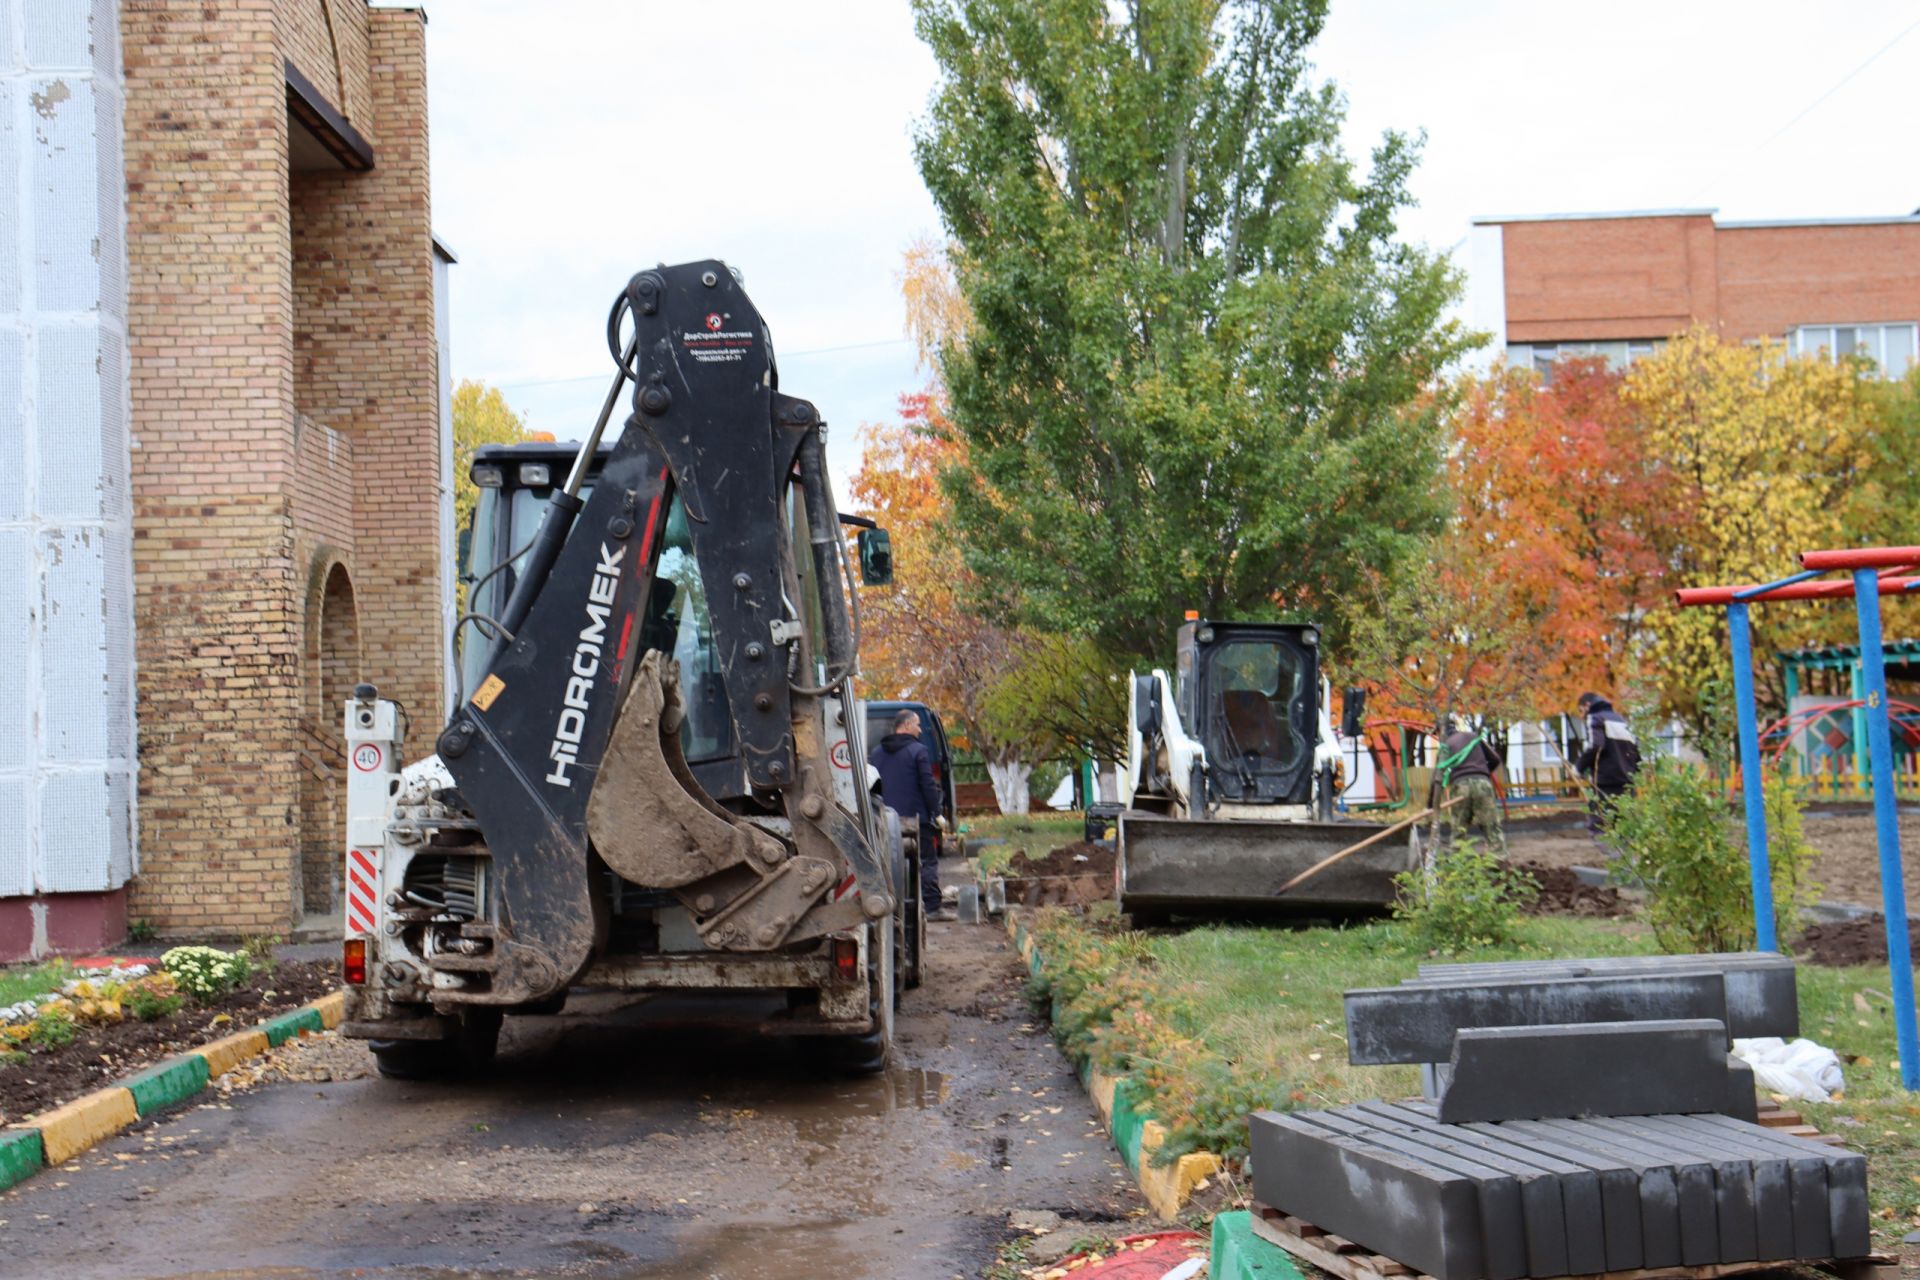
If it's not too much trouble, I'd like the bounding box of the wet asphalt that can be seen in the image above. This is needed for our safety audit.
[0,915,1140,1279]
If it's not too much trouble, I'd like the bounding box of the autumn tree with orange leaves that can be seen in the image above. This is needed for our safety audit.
[1341,358,1675,729]
[851,394,1036,811]
[1448,358,1676,713]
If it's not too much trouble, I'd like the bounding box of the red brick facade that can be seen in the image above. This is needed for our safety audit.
[1485,211,1920,346]
[122,1,442,936]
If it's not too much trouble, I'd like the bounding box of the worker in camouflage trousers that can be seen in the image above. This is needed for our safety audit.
[1436,720,1506,856]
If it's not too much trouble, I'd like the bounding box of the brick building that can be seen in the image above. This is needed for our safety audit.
[1468,209,1920,381]
[0,0,451,958]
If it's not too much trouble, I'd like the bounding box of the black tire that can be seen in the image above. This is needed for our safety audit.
[825,1024,888,1076]
[370,1009,502,1080]
[903,866,925,991]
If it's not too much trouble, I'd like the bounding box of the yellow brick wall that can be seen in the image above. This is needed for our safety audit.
[123,0,438,936]
[277,0,376,146]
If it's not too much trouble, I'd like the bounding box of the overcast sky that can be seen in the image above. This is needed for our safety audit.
[422,1,1920,505]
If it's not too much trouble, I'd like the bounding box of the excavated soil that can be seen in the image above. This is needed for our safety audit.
[1514,859,1629,918]
[1006,841,1116,878]
[1506,806,1920,915]
[0,959,336,1123]
[1002,841,1118,908]
[1795,913,1920,968]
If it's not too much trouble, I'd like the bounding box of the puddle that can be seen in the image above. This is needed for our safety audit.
[788,1066,949,1164]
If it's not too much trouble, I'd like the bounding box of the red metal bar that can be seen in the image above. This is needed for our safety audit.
[1802,547,1920,571]
[1674,577,1920,606]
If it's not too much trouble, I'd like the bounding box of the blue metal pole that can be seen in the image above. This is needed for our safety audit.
[1851,568,1920,1091]
[1728,601,1777,952]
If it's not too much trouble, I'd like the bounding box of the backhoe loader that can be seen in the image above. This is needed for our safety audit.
[1117,618,1415,921]
[339,261,919,1077]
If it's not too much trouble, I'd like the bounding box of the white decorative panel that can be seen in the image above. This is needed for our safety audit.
[0,0,134,901]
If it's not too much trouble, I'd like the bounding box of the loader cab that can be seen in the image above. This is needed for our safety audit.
[461,441,614,703]
[1176,619,1320,807]
[461,440,739,787]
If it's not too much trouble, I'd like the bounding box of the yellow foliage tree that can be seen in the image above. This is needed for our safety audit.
[1623,329,1875,723]
[452,379,528,539]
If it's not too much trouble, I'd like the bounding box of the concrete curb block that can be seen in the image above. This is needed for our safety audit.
[124,1054,211,1118]
[1210,1210,1306,1279]
[0,990,342,1195]
[0,1128,42,1191]
[1004,910,1224,1221]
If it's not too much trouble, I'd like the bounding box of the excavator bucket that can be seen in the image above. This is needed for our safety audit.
[1116,815,1416,922]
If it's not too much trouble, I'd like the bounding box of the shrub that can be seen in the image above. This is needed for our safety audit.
[127,919,157,944]
[161,946,253,1002]
[0,1049,25,1067]
[1608,757,1748,951]
[1763,769,1823,939]
[1392,839,1535,951]
[26,1006,76,1051]
[239,933,281,968]
[126,976,184,1022]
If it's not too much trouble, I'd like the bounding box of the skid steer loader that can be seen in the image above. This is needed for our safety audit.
[1116,618,1415,922]
[339,261,920,1077]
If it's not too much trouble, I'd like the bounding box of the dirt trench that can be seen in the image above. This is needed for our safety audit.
[0,911,1139,1279]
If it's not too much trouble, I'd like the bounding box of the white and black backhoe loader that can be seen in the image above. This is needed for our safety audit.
[339,262,921,1077]
[1116,618,1415,923]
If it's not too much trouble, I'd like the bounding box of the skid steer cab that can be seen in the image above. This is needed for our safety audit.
[1116,617,1414,922]
[340,261,921,1079]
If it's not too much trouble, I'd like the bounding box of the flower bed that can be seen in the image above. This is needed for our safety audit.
[0,949,336,1123]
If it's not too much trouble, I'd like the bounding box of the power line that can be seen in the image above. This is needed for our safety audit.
[490,336,914,392]
[1758,12,1920,148]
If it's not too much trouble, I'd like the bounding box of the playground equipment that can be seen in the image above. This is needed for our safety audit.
[1675,544,1920,1091]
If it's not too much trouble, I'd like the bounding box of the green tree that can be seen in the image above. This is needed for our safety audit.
[452,379,528,539]
[911,0,1472,663]
[977,632,1132,766]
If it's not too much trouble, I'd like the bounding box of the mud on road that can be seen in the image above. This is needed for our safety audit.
[0,918,1140,1279]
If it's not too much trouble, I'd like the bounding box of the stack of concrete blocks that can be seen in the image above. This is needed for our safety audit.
[1251,954,1871,1279]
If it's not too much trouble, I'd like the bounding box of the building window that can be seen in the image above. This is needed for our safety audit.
[1506,339,1662,385]
[1792,323,1917,379]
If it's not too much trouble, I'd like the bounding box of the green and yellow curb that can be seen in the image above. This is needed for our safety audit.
[1210,1210,1305,1279]
[1004,910,1224,1221]
[1,990,342,1194]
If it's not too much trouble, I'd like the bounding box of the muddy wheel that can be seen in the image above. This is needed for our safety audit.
[370,1009,502,1080]
[825,922,894,1077]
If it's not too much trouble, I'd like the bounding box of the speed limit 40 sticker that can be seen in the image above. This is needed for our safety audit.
[352,743,384,772]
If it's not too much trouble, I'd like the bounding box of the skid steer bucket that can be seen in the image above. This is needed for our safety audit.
[1116,815,1415,921]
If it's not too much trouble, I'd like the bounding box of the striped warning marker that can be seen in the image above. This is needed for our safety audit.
[346,847,379,935]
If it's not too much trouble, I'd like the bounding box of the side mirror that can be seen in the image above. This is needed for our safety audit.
[1339,686,1367,739]
[857,527,893,586]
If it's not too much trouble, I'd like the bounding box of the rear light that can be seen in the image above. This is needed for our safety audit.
[343,938,367,986]
[831,936,858,981]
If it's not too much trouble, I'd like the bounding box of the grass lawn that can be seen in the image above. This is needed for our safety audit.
[0,960,73,1008]
[1025,908,1920,1250]
[964,812,1085,875]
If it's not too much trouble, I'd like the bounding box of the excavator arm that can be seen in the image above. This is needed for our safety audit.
[429,262,890,1006]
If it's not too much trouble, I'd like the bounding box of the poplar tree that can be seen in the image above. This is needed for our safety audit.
[911,0,1470,660]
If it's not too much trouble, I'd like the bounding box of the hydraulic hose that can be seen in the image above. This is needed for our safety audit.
[484,296,639,670]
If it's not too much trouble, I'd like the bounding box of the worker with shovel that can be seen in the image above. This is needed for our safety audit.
[1435,719,1506,856]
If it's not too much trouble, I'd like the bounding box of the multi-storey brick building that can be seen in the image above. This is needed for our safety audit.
[0,0,450,958]
[1468,208,1920,381]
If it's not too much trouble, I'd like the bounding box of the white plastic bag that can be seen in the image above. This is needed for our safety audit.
[1732,1035,1846,1102]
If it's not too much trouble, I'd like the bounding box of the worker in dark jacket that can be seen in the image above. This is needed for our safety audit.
[1437,719,1506,855]
[869,709,949,921]
[1575,692,1642,832]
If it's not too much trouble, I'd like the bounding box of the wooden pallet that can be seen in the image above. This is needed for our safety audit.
[1755,1099,1848,1146]
[1248,1207,1896,1280]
